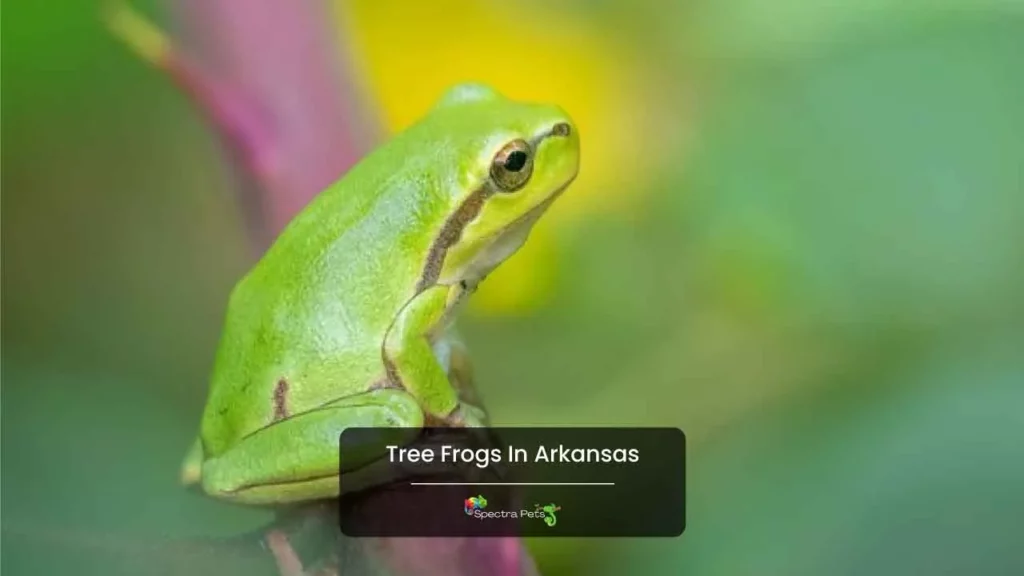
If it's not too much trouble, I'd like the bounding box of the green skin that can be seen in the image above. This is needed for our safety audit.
[181,84,580,505]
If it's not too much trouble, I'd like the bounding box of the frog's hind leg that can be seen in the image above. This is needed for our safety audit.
[199,388,423,505]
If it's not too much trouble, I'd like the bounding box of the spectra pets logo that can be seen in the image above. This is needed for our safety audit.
[535,503,562,527]
[463,495,562,526]
[464,495,488,515]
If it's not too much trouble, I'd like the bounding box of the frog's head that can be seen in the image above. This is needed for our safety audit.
[422,83,580,289]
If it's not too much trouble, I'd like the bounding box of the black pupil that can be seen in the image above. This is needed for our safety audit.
[504,150,528,172]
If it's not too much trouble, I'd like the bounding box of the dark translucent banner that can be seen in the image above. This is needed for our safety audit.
[337,427,685,537]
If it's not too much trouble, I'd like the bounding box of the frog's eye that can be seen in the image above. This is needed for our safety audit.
[490,139,533,192]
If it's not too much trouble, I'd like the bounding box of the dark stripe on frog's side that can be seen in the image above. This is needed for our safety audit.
[382,355,404,390]
[414,185,493,293]
[369,376,401,391]
[273,378,290,421]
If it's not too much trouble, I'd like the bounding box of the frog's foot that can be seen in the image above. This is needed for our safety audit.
[444,402,489,428]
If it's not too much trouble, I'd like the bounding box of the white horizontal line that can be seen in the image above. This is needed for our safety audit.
[409,482,615,486]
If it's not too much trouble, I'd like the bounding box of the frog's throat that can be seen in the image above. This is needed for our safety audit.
[458,191,559,287]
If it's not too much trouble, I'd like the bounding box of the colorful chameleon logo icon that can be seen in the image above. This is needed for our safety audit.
[535,503,561,527]
[464,495,488,515]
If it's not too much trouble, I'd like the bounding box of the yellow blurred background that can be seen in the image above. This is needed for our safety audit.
[3,0,1023,575]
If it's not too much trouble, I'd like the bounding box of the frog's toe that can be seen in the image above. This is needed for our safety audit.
[180,437,204,486]
[446,403,489,427]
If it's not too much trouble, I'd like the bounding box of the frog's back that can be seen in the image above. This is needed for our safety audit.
[200,126,457,455]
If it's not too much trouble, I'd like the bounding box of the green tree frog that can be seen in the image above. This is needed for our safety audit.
[181,84,579,505]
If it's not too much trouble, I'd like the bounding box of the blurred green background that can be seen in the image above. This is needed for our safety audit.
[3,1,1023,575]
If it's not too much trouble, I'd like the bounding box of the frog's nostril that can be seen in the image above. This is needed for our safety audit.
[551,122,571,137]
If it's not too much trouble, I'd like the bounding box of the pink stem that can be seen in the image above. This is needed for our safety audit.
[171,0,371,250]
[372,537,535,576]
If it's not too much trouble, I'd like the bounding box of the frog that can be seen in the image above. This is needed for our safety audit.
[180,83,579,506]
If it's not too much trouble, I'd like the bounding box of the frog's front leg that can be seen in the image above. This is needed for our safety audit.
[200,388,422,505]
[385,285,484,427]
